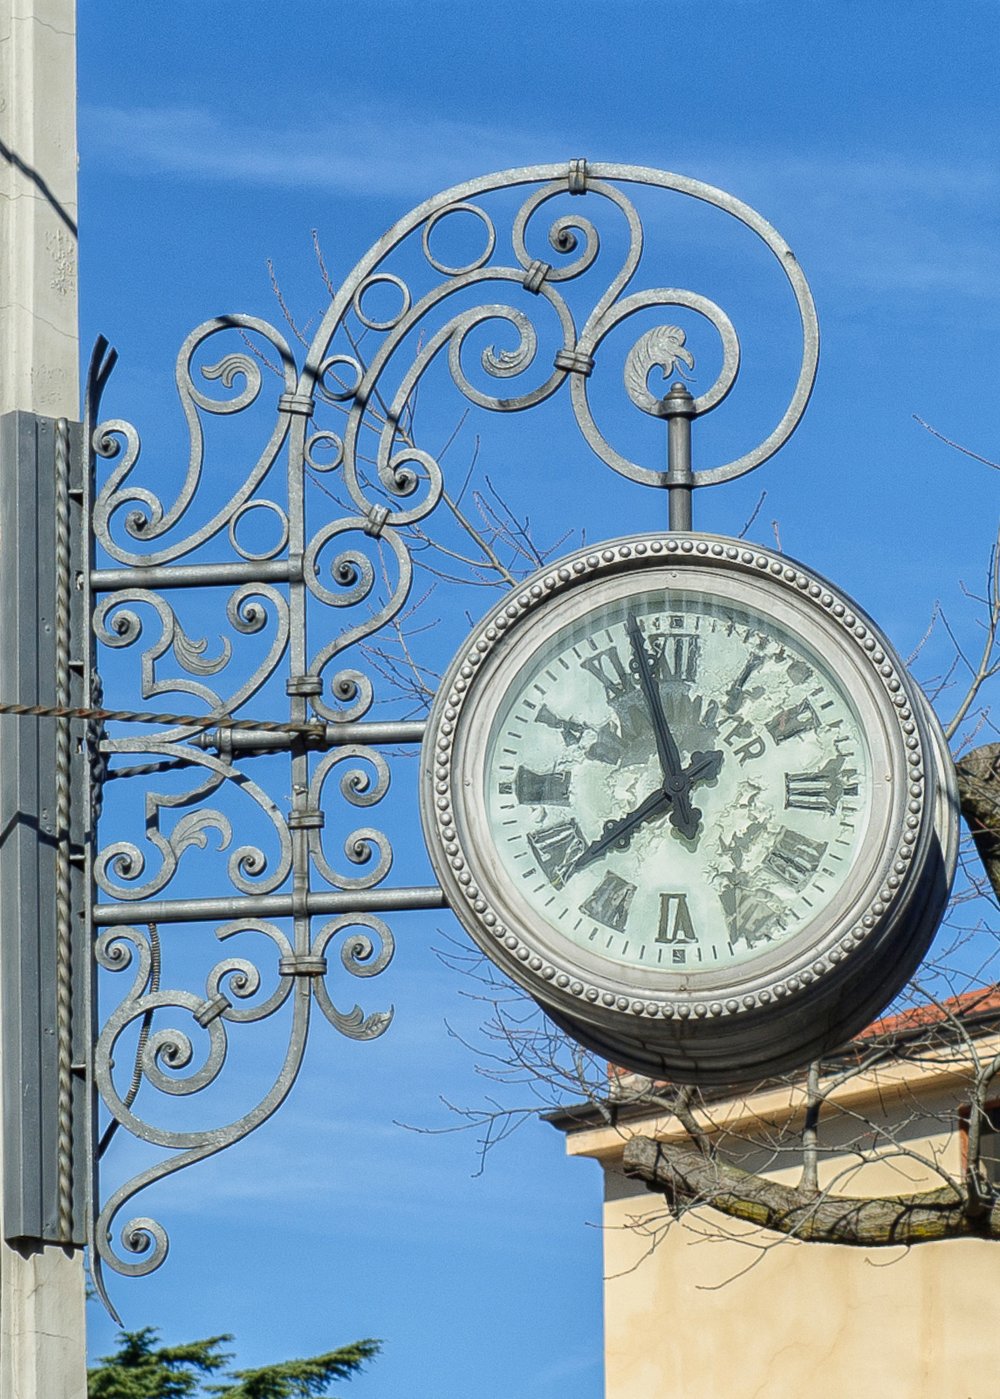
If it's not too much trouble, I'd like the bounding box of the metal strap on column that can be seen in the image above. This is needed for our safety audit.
[0,411,87,1246]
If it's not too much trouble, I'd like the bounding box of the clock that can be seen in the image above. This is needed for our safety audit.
[420,534,958,1084]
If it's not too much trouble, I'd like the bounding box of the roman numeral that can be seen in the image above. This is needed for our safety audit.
[785,758,860,813]
[580,872,636,932]
[580,645,631,700]
[764,827,828,890]
[724,652,765,714]
[526,820,587,890]
[647,632,700,684]
[656,892,697,944]
[514,766,571,805]
[586,723,625,766]
[766,699,820,744]
[720,882,784,950]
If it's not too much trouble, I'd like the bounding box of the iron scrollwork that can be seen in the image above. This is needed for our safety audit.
[86,160,818,1308]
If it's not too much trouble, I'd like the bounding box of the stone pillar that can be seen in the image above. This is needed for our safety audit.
[0,0,79,419]
[0,3,85,1398]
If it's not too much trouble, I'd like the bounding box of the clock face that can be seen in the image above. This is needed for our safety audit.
[482,587,874,975]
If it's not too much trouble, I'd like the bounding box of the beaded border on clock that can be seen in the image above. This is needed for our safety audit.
[430,536,928,1022]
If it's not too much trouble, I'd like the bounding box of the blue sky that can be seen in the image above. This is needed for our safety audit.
[78,4,998,1395]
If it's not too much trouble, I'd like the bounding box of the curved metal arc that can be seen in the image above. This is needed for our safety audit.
[96,584,291,752]
[331,265,578,524]
[212,919,297,1022]
[569,287,742,488]
[311,914,396,1039]
[369,295,574,498]
[95,742,294,901]
[93,976,313,1286]
[298,160,819,491]
[512,176,644,324]
[95,934,299,1146]
[306,522,414,723]
[307,746,393,892]
[94,316,300,567]
[301,161,579,382]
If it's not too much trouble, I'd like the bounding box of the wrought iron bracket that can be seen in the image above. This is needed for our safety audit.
[54,160,821,1312]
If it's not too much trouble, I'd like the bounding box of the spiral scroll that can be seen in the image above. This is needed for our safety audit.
[297,160,818,502]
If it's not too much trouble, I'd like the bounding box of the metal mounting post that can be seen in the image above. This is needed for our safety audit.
[664,382,696,532]
[0,412,87,1248]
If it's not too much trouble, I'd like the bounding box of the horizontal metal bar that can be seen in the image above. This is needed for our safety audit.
[190,719,427,752]
[91,559,296,592]
[93,885,448,927]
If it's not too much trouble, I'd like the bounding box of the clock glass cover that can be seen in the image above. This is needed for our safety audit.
[483,586,873,976]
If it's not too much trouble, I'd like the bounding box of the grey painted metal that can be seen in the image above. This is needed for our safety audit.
[91,559,295,592]
[0,412,87,1246]
[93,885,447,927]
[663,383,695,531]
[297,159,819,493]
[190,719,427,753]
[83,161,821,1303]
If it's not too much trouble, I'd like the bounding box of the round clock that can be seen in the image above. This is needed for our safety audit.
[420,534,958,1084]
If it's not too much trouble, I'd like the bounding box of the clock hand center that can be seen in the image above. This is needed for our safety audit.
[570,748,724,876]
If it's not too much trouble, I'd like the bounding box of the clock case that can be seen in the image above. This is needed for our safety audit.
[419,534,959,1086]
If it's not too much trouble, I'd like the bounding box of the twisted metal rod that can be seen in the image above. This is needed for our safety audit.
[0,699,325,735]
[54,417,75,1243]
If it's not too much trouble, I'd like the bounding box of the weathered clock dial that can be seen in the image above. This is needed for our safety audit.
[484,590,871,976]
[421,535,958,1084]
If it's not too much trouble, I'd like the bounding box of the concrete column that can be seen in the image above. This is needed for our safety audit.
[0,3,85,1398]
[0,0,79,419]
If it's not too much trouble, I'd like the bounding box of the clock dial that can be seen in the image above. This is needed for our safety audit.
[483,589,872,973]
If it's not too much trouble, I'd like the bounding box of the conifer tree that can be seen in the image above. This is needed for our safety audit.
[87,1329,231,1399]
[87,1330,380,1398]
[207,1340,381,1398]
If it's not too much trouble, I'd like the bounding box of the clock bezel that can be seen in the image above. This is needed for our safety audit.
[420,533,956,1072]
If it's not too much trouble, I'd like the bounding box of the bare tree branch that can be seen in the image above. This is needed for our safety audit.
[956,744,1000,901]
[913,415,1000,472]
[622,1136,999,1245]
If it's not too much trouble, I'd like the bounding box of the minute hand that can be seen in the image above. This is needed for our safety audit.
[626,616,717,840]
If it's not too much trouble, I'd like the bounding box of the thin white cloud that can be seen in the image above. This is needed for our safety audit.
[80,102,550,200]
[80,101,999,303]
[681,149,1000,302]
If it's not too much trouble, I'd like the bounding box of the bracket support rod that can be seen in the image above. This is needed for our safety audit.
[94,884,448,928]
[664,381,696,532]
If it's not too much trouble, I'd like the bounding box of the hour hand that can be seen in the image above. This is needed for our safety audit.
[664,749,725,839]
[686,749,724,786]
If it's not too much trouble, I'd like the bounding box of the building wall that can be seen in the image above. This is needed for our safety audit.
[563,1072,1000,1399]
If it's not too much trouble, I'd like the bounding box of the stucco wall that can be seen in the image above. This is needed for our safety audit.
[565,1077,1000,1399]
